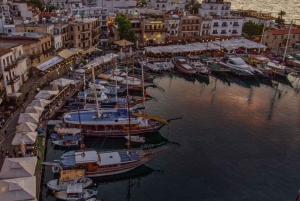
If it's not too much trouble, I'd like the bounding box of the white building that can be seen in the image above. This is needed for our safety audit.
[0,44,28,94]
[67,2,108,31]
[85,0,136,13]
[210,17,243,36]
[200,18,211,36]
[199,0,231,18]
[166,15,180,37]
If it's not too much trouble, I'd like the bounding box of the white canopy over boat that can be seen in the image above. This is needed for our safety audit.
[28,99,51,108]
[16,122,37,133]
[18,113,40,124]
[211,38,267,51]
[0,176,36,201]
[50,78,76,87]
[12,132,38,145]
[34,90,59,99]
[75,68,85,73]
[25,106,44,115]
[57,128,81,134]
[0,157,37,179]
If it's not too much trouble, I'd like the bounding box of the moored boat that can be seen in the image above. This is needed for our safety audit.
[47,169,93,191]
[124,136,146,143]
[52,140,79,147]
[49,149,163,177]
[172,56,196,75]
[50,128,83,141]
[55,184,97,201]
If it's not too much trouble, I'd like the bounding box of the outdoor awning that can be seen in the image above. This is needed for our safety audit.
[58,49,76,59]
[18,113,40,124]
[0,176,36,201]
[114,39,134,47]
[0,157,37,179]
[69,47,84,53]
[12,132,38,145]
[36,56,63,71]
[16,122,37,133]
[81,47,95,55]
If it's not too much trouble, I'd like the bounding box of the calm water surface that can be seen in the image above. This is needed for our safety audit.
[41,72,300,201]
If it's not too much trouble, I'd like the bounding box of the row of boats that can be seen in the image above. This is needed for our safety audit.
[42,63,180,200]
[171,53,299,78]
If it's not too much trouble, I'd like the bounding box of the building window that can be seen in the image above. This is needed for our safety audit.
[281,35,284,39]
[71,27,73,31]
[78,26,80,31]
[78,35,80,39]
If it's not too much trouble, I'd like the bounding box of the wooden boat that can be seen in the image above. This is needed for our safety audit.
[124,136,146,143]
[47,169,93,191]
[242,55,273,78]
[55,184,97,201]
[267,61,290,77]
[172,56,196,75]
[285,55,300,67]
[48,149,163,177]
[52,140,79,147]
[50,128,83,141]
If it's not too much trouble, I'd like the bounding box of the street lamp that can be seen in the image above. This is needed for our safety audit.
[282,19,300,62]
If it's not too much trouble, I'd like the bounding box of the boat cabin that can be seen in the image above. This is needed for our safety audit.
[66,183,83,199]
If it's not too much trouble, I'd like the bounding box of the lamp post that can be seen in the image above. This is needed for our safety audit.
[282,19,300,63]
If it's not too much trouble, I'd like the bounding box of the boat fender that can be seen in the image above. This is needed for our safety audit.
[81,152,86,157]
[81,144,85,149]
[126,142,130,146]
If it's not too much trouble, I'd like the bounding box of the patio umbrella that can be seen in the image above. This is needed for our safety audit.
[28,99,51,108]
[6,93,22,98]
[52,80,59,91]
[18,113,40,124]
[50,78,76,87]
[25,106,44,115]
[12,132,38,145]
[34,90,59,99]
[16,122,37,133]
[0,157,37,179]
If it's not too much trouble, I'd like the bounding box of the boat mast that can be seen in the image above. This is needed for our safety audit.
[282,20,293,65]
[92,63,100,118]
[114,54,117,101]
[141,61,145,107]
[126,67,131,149]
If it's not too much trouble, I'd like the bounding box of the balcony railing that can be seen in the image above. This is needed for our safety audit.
[81,38,90,42]
[221,32,227,34]
[81,29,90,33]
[7,75,20,85]
[16,54,27,62]
[232,31,238,34]
[222,24,228,27]
[233,24,239,27]
[213,25,219,27]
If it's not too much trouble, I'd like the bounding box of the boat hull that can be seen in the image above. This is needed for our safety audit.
[55,189,97,201]
[219,61,254,77]
[47,178,93,191]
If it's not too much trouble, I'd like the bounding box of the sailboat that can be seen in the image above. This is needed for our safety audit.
[62,64,181,137]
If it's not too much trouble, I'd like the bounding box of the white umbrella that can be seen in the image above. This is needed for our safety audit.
[25,106,44,115]
[0,176,36,201]
[6,93,22,98]
[28,99,51,108]
[18,113,40,124]
[0,157,37,179]
[75,69,85,73]
[16,122,37,133]
[50,78,76,87]
[12,132,38,145]
[34,90,59,99]
[52,80,59,91]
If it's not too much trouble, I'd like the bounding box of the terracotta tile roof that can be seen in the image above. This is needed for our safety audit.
[0,47,12,57]
[0,39,36,46]
[40,12,57,19]
[271,29,300,35]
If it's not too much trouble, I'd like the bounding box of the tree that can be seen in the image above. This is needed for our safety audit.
[115,14,137,43]
[242,21,264,38]
[278,10,286,19]
[275,17,285,24]
[185,0,201,14]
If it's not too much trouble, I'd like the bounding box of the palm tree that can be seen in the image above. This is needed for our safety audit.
[278,10,286,19]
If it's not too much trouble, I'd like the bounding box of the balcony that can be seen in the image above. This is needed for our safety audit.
[221,32,227,35]
[65,38,71,43]
[16,54,27,62]
[81,29,90,33]
[213,24,219,27]
[81,38,90,42]
[144,28,167,32]
[93,25,100,29]
[42,48,53,54]
[232,31,238,34]
[7,76,20,85]
[233,24,239,27]
[31,51,41,58]
[92,33,100,38]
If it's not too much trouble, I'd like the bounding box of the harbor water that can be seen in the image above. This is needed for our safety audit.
[41,72,300,201]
